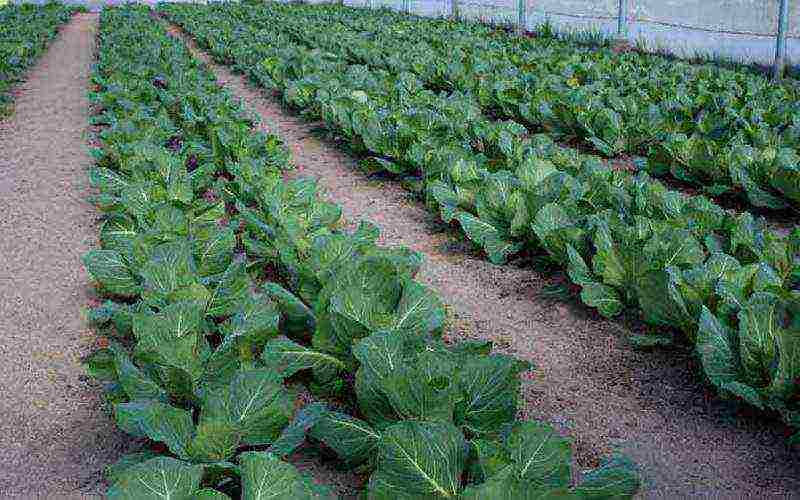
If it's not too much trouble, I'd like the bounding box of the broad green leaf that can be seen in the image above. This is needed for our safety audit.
[392,281,446,338]
[770,149,800,206]
[695,307,740,389]
[194,224,236,277]
[201,369,293,446]
[716,263,759,314]
[99,214,139,261]
[635,270,692,330]
[381,350,461,423]
[565,244,592,286]
[507,421,571,487]
[369,421,466,499]
[353,332,457,428]
[369,247,425,279]
[590,220,627,289]
[448,339,494,357]
[139,242,202,307]
[133,300,205,381]
[353,330,408,381]
[84,348,117,381]
[767,297,800,400]
[531,203,585,262]
[328,256,403,347]
[457,354,531,436]
[261,338,345,379]
[738,293,779,387]
[89,166,130,194]
[428,180,461,223]
[355,367,398,431]
[223,293,281,350]
[105,451,160,484]
[107,457,204,500]
[643,228,705,269]
[515,157,558,191]
[186,419,241,463]
[240,452,326,500]
[207,258,252,317]
[200,341,242,393]
[262,282,316,340]
[86,300,137,335]
[740,173,788,210]
[114,400,193,459]
[166,169,193,206]
[83,250,140,297]
[152,205,189,239]
[579,282,623,318]
[309,411,380,465]
[574,455,640,498]
[308,227,378,286]
[466,439,510,484]
[267,402,328,458]
[461,466,572,499]
[719,381,765,409]
[670,254,741,323]
[455,211,521,264]
[112,345,168,402]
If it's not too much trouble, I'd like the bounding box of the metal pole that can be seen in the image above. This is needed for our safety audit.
[451,0,459,20]
[517,0,527,35]
[773,0,790,80]
[617,0,629,39]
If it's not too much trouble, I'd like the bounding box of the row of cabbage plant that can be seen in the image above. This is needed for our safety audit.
[83,6,639,498]
[0,2,79,115]
[160,1,800,438]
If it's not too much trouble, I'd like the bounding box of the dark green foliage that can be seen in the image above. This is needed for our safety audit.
[85,6,639,498]
[0,2,77,115]
[160,1,800,435]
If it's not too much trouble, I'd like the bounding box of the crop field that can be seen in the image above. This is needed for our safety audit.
[0,3,77,114]
[0,1,799,498]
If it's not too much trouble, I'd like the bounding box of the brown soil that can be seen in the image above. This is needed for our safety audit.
[0,14,129,498]
[174,27,800,499]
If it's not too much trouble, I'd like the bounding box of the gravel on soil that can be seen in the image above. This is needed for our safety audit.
[0,13,129,498]
[171,24,800,499]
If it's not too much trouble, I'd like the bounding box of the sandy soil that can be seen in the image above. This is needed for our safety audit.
[172,25,800,498]
[0,14,129,498]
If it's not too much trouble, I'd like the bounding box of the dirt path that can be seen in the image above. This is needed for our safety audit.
[171,28,800,498]
[0,14,127,498]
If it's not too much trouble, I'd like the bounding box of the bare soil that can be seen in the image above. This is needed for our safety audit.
[174,27,800,499]
[0,14,129,498]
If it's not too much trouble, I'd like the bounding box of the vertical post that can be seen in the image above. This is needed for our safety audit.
[451,0,459,20]
[617,0,629,40]
[773,0,790,80]
[517,0,527,35]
